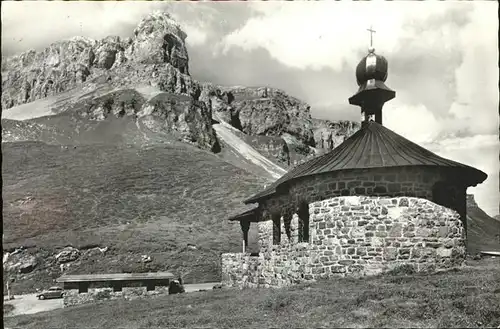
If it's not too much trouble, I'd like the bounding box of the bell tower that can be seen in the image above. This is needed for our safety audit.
[348,26,396,127]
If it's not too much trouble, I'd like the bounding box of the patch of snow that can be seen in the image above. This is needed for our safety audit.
[214,114,242,134]
[2,85,106,121]
[2,98,56,121]
[136,105,155,118]
[135,118,151,142]
[213,121,286,180]
[480,251,500,256]
[134,85,164,100]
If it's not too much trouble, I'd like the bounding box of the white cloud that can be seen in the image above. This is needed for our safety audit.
[221,1,497,132]
[384,104,499,215]
[179,23,208,46]
[448,5,499,136]
[423,135,498,178]
[423,135,499,216]
[429,135,499,152]
[167,4,221,47]
[383,101,442,144]
[220,1,461,71]
[1,1,210,53]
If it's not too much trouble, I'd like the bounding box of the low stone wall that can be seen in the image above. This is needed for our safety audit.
[221,253,261,288]
[222,196,466,288]
[63,286,169,307]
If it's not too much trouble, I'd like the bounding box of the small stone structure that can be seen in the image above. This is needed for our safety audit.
[63,286,169,307]
[222,196,465,288]
[57,272,174,307]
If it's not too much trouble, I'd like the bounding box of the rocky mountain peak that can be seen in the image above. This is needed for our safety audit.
[134,11,187,41]
[466,194,479,210]
[2,10,360,162]
[311,118,361,154]
[1,10,191,110]
[129,11,189,71]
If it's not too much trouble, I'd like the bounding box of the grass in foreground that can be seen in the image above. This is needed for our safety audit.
[3,304,15,316]
[5,259,500,329]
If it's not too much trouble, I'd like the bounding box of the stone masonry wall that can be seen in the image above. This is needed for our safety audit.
[257,214,300,248]
[261,166,456,221]
[63,286,169,307]
[221,253,261,288]
[221,196,466,288]
[291,166,444,202]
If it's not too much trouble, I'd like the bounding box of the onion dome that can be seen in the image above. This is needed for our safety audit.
[349,47,395,111]
[355,47,389,86]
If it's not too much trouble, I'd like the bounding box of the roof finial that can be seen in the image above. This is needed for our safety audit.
[367,25,376,53]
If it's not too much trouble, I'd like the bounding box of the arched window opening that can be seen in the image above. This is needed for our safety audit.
[433,181,446,207]
[432,181,457,210]
[272,213,281,245]
[433,181,467,233]
[239,220,250,251]
[297,202,310,243]
[283,213,292,241]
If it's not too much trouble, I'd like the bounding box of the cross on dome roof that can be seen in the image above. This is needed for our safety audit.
[367,25,376,50]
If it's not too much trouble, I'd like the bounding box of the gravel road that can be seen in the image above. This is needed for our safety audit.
[4,282,219,317]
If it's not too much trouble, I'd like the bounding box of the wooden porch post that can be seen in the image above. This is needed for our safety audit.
[240,220,250,253]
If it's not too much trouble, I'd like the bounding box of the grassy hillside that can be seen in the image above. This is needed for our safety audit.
[2,140,267,293]
[468,205,500,253]
[5,258,500,328]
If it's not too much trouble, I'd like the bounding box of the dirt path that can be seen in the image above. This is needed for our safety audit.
[184,282,220,293]
[3,282,220,317]
[4,294,63,317]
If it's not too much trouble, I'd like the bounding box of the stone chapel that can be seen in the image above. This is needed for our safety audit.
[221,40,487,288]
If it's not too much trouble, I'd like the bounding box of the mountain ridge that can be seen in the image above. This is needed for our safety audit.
[466,194,500,253]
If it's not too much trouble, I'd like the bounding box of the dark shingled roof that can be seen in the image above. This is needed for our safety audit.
[56,272,175,283]
[227,204,260,222]
[244,121,487,204]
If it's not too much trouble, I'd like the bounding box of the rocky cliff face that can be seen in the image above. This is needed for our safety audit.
[220,86,315,146]
[1,12,217,150]
[2,10,358,162]
[311,118,361,154]
[466,194,479,210]
[466,194,500,253]
[199,84,316,150]
[1,11,194,110]
[198,84,358,167]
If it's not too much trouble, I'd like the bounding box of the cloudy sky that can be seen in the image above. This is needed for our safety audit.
[2,1,498,216]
